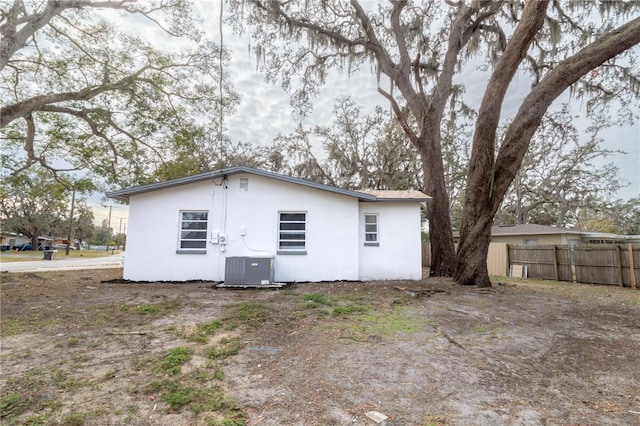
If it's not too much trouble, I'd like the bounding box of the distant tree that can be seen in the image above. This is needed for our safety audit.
[271,97,422,190]
[91,219,112,247]
[114,232,127,250]
[574,198,640,235]
[1,0,238,186]
[0,170,69,249]
[496,107,623,227]
[72,201,95,247]
[147,126,275,182]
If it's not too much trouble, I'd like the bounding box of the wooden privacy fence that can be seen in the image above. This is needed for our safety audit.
[487,243,639,288]
[421,241,431,267]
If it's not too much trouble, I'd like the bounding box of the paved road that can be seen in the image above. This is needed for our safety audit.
[1,253,124,273]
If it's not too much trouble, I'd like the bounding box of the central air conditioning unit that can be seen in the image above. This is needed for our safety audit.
[224,257,274,285]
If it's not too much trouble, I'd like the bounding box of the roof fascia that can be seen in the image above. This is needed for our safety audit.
[106,166,377,202]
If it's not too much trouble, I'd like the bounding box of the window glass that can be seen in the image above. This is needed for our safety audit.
[364,214,378,244]
[179,211,208,251]
[279,212,306,250]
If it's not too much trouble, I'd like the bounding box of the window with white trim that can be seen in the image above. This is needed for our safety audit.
[178,211,208,252]
[278,212,306,253]
[364,214,379,246]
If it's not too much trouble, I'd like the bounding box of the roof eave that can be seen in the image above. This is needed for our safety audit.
[360,197,432,202]
[105,166,378,202]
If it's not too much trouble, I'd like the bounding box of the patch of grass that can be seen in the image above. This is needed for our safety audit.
[22,414,50,425]
[66,334,87,347]
[0,319,21,337]
[222,301,271,327]
[119,298,182,317]
[207,418,246,426]
[61,412,85,426]
[0,372,62,423]
[0,392,31,420]
[301,293,333,306]
[144,378,236,414]
[187,319,222,343]
[204,338,241,360]
[423,412,448,426]
[151,347,194,376]
[351,305,435,340]
[123,405,138,423]
[50,369,81,392]
[134,304,159,315]
[332,303,368,318]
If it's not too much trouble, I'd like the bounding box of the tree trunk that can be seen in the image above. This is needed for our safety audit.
[453,213,493,287]
[456,10,640,287]
[419,119,456,277]
[455,0,550,287]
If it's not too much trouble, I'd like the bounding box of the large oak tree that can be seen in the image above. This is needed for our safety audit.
[232,0,640,285]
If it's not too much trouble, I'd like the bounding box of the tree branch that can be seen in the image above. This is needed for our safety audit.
[1,0,136,71]
[491,15,640,211]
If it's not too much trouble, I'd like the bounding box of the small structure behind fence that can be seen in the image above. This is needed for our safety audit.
[488,243,638,288]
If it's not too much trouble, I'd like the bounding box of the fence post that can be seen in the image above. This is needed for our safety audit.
[569,246,575,282]
[629,243,637,290]
[616,245,624,287]
[553,245,559,281]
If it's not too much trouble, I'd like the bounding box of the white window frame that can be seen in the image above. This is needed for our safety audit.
[364,213,379,246]
[277,212,306,255]
[177,210,208,254]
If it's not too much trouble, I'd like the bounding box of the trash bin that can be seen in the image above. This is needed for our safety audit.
[43,250,56,260]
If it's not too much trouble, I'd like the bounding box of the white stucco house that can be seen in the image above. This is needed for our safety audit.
[107,166,429,283]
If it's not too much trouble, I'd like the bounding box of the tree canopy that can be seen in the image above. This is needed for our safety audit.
[1,0,237,186]
[0,168,92,249]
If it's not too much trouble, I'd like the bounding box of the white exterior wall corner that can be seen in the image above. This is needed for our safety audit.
[123,179,223,281]
[358,202,423,281]
[123,173,361,282]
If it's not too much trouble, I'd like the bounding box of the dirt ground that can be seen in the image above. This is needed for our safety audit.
[1,268,639,425]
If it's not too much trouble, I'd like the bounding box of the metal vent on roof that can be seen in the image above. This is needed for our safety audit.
[239,177,249,192]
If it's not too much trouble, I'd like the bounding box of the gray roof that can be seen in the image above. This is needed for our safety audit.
[106,166,429,203]
[357,189,431,202]
[491,224,588,236]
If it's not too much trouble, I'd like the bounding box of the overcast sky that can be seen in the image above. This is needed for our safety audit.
[94,1,639,228]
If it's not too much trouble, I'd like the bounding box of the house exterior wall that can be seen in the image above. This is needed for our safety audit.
[221,174,360,282]
[124,173,362,282]
[125,179,222,281]
[358,202,423,280]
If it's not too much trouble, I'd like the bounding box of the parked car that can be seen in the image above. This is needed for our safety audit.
[12,243,43,251]
[13,243,32,250]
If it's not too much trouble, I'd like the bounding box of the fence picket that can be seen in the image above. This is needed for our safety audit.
[501,243,639,288]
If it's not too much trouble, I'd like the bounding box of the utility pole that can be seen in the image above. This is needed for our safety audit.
[118,217,123,250]
[106,205,112,251]
[66,188,76,256]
